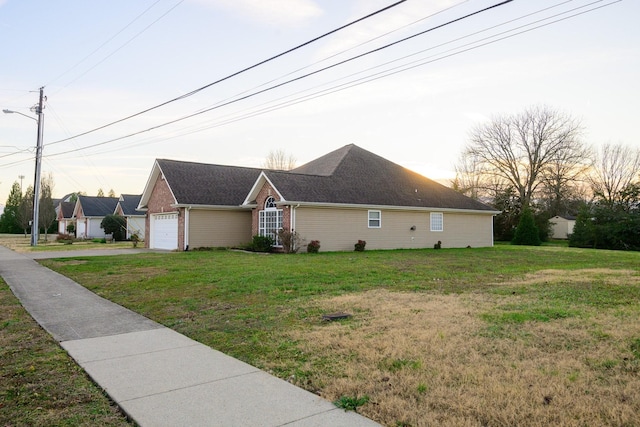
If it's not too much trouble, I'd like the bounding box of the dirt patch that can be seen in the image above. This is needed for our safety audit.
[286,279,640,426]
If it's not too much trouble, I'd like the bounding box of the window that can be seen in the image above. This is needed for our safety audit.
[368,210,381,228]
[259,196,283,245]
[430,212,443,232]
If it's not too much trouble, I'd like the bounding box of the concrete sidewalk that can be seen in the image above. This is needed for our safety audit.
[0,246,380,427]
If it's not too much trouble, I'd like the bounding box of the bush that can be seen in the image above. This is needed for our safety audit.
[512,208,541,246]
[277,229,303,253]
[354,240,366,251]
[307,240,321,253]
[100,214,126,241]
[251,235,274,252]
[56,233,74,244]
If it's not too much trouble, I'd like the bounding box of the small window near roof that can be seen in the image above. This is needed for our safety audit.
[368,210,381,228]
[265,196,277,209]
[430,212,443,232]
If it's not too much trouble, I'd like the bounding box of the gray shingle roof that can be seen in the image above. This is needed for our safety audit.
[77,196,119,217]
[59,202,75,219]
[157,159,263,206]
[270,144,495,211]
[118,194,144,216]
[155,145,495,212]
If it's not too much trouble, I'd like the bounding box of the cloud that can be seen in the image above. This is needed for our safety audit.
[190,0,323,28]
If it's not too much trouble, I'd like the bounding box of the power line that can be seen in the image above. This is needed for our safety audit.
[47,0,171,90]
[43,0,514,158]
[45,0,620,160]
[46,0,408,147]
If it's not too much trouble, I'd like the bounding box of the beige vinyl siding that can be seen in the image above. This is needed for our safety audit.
[188,209,252,249]
[294,207,493,252]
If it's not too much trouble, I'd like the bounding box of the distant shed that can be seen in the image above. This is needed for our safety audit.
[550,215,576,239]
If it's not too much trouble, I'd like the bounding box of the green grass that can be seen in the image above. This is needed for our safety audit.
[0,278,132,427]
[22,244,640,426]
[38,246,640,366]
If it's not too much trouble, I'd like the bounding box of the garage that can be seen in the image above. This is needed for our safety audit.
[151,213,178,250]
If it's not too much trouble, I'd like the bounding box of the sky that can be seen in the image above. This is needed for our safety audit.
[1,0,638,204]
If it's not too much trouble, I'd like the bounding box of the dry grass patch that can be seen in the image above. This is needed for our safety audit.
[286,273,640,426]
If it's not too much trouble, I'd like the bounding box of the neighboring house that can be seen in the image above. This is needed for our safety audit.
[114,194,146,240]
[57,202,75,234]
[138,144,499,251]
[550,215,576,239]
[73,195,119,239]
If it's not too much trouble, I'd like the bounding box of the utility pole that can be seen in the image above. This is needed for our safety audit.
[31,87,45,246]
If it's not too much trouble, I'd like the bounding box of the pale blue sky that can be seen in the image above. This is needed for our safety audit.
[1,0,638,203]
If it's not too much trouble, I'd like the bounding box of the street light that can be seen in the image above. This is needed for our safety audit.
[2,87,45,246]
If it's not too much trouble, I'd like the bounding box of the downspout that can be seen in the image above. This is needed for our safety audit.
[292,204,300,251]
[184,206,191,251]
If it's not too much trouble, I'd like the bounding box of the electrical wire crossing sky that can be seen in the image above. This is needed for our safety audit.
[0,0,638,202]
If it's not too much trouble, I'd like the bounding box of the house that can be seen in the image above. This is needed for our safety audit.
[73,195,119,239]
[138,144,499,251]
[57,201,75,234]
[550,215,576,239]
[115,194,146,240]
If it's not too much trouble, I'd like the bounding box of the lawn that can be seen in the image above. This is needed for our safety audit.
[32,244,640,427]
[0,233,134,253]
[0,277,133,426]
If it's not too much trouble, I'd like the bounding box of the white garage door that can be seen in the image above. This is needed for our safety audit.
[151,213,178,250]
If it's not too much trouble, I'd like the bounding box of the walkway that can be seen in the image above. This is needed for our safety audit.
[0,246,379,426]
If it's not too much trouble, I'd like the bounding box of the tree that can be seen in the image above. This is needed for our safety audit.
[97,188,105,197]
[464,105,588,209]
[38,173,57,242]
[100,214,126,241]
[17,186,34,236]
[108,189,116,198]
[263,149,296,171]
[0,182,23,234]
[512,207,541,246]
[588,143,640,208]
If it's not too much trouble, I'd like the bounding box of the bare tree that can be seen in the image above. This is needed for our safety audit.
[17,186,34,236]
[263,149,296,171]
[451,152,483,200]
[464,105,588,208]
[588,143,640,206]
[39,172,57,242]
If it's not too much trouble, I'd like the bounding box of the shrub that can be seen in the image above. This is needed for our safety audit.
[100,214,126,241]
[354,240,366,251]
[512,208,541,246]
[66,223,75,234]
[307,240,321,253]
[277,229,303,253]
[56,233,74,245]
[251,235,274,252]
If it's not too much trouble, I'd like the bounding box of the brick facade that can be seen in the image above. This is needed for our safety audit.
[145,174,185,249]
[251,182,291,238]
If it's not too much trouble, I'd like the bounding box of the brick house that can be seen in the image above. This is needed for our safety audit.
[72,195,119,239]
[138,144,498,251]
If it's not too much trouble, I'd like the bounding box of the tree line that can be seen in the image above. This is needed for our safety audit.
[0,174,118,240]
[453,105,640,250]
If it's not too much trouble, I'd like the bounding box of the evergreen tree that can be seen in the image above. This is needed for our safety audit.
[568,206,594,248]
[512,208,541,246]
[0,182,23,233]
